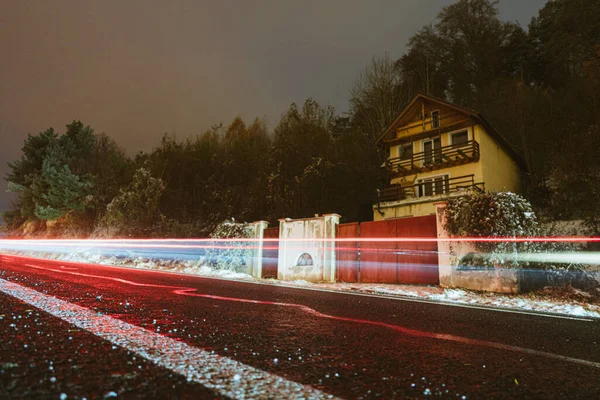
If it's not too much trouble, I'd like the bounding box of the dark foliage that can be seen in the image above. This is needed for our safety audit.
[3,0,599,238]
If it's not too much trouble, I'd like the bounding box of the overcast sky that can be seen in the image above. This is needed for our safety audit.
[0,0,546,211]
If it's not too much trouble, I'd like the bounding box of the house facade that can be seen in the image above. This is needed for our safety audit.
[373,94,526,221]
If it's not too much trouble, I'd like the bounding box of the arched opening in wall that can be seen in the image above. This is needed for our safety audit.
[296,253,314,266]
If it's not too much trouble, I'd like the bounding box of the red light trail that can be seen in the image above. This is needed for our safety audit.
[16,259,600,370]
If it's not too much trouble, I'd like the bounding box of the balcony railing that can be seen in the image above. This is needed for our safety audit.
[385,140,480,176]
[376,174,485,203]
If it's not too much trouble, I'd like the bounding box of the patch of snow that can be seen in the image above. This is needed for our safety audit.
[2,250,254,282]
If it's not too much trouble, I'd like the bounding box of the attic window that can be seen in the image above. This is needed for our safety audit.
[431,110,440,129]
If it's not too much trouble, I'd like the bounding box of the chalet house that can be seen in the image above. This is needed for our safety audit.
[374,93,527,220]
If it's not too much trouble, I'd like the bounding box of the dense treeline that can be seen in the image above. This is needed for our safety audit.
[3,0,600,237]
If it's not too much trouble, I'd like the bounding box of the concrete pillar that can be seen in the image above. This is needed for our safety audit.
[435,202,517,292]
[277,214,341,282]
[249,220,268,279]
[322,213,341,282]
[434,202,453,287]
[277,218,290,281]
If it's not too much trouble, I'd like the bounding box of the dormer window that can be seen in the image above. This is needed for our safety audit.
[431,110,440,129]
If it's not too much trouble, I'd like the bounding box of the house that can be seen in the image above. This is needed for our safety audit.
[373,93,527,220]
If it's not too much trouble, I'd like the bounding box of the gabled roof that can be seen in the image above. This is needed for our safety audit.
[376,93,528,171]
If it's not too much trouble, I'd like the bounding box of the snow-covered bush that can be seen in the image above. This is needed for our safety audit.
[206,218,253,271]
[443,191,590,273]
[444,191,539,240]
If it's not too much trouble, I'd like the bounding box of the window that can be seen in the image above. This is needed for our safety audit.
[296,253,313,266]
[431,110,440,129]
[418,175,449,197]
[423,137,441,165]
[400,143,413,160]
[452,130,469,147]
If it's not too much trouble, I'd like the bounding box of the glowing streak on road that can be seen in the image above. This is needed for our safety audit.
[19,261,600,370]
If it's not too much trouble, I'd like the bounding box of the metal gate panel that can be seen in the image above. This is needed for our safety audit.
[359,220,397,283]
[336,222,359,282]
[395,215,439,284]
[262,227,279,278]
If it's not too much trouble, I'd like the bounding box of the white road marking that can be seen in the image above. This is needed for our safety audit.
[0,278,338,400]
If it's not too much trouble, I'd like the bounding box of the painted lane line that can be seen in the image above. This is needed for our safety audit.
[17,263,600,369]
[0,278,338,400]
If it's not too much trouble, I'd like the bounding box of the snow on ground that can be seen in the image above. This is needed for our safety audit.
[3,250,600,319]
[4,250,256,281]
[276,281,600,318]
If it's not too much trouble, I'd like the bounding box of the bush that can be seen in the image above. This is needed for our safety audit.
[443,191,593,280]
[205,218,253,271]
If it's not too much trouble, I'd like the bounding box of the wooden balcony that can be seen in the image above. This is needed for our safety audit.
[385,140,480,177]
[376,174,485,203]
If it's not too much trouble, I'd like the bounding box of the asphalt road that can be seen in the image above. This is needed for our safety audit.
[1,254,599,399]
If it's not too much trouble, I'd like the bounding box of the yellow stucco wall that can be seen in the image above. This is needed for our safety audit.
[475,125,522,193]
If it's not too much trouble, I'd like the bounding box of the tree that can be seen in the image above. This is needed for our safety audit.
[398,25,449,99]
[4,121,131,235]
[5,128,58,220]
[400,0,522,106]
[96,168,165,237]
[84,133,133,222]
[349,54,408,148]
[548,125,600,235]
[268,99,335,219]
[529,0,600,88]
[30,147,92,221]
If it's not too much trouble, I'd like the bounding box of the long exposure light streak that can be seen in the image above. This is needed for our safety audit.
[2,237,600,267]
[13,261,600,370]
[1,236,600,244]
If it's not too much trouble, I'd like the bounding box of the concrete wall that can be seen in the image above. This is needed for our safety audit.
[435,202,520,293]
[374,194,447,220]
[277,214,340,282]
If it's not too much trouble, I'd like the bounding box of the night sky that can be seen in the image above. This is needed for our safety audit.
[0,0,546,211]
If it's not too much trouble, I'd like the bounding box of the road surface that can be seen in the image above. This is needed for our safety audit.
[1,254,599,399]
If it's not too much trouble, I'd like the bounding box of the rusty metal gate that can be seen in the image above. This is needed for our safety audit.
[261,227,279,278]
[336,222,359,282]
[336,216,439,284]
